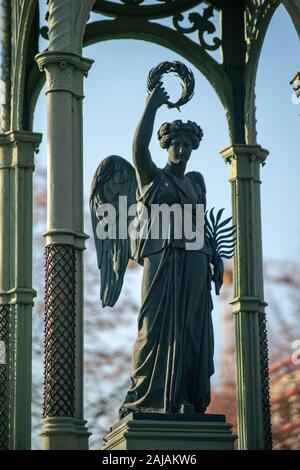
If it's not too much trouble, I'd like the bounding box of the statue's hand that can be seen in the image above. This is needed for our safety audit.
[213,257,224,295]
[146,82,169,110]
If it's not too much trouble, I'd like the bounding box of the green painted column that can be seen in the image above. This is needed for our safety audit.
[35,51,92,450]
[221,144,272,450]
[0,131,42,450]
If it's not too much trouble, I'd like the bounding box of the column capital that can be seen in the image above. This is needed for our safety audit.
[0,131,42,169]
[220,144,269,182]
[220,144,269,165]
[35,52,94,98]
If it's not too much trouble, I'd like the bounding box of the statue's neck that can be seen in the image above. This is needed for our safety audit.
[163,162,186,178]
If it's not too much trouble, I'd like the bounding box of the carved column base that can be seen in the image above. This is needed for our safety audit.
[40,417,91,450]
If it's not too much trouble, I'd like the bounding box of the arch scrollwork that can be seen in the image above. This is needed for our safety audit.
[84,1,231,134]
[91,0,206,20]
[244,0,279,144]
[173,6,221,52]
[84,17,233,136]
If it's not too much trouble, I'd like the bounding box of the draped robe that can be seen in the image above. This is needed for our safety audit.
[121,169,214,415]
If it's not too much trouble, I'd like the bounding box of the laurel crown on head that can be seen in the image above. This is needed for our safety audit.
[157,120,203,150]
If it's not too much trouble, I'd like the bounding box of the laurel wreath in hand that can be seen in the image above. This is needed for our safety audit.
[147,61,195,111]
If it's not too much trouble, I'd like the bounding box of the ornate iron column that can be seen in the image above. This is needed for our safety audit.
[0,131,42,449]
[35,51,93,450]
[221,144,272,450]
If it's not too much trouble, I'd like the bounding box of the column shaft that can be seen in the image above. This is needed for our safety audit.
[35,51,92,450]
[221,144,272,450]
[73,94,85,420]
[0,134,11,450]
[0,131,42,449]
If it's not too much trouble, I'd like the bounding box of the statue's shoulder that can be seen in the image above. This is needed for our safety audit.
[185,171,206,193]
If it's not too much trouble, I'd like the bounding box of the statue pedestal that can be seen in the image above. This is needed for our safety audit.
[102,413,237,450]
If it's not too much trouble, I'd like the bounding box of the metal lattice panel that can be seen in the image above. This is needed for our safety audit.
[0,305,8,450]
[44,245,76,418]
[259,314,273,450]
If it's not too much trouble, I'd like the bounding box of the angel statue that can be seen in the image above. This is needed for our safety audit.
[90,62,235,419]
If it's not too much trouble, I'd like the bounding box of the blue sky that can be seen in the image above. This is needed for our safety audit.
[33,3,300,264]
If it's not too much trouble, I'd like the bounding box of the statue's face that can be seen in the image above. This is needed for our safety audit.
[167,133,193,165]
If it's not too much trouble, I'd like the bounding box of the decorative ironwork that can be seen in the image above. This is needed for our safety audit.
[173,5,221,51]
[259,314,273,450]
[0,305,8,450]
[86,1,222,66]
[44,244,76,418]
[246,0,266,54]
[92,0,203,20]
[245,0,279,55]
[88,1,221,59]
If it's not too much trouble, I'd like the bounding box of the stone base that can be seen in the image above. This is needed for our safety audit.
[40,417,91,450]
[102,413,237,450]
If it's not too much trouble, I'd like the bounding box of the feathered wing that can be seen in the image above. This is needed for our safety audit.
[90,155,137,307]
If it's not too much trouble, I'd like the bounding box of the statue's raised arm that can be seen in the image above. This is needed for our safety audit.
[133,83,169,191]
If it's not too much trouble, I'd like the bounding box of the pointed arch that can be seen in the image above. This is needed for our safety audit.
[84,19,233,137]
[245,1,280,144]
[11,0,39,129]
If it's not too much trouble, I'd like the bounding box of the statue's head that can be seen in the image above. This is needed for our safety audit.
[157,120,203,166]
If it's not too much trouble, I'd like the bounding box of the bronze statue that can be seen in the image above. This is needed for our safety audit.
[90,62,235,419]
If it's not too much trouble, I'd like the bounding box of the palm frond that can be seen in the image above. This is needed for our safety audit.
[205,208,236,262]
